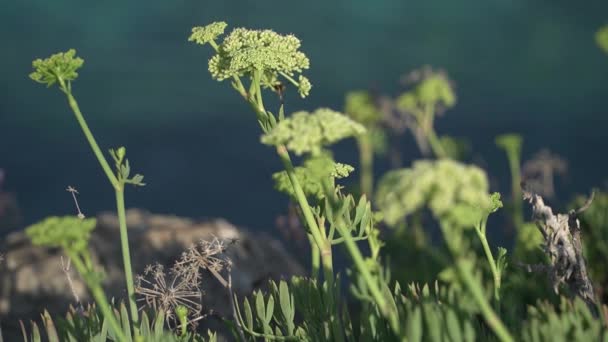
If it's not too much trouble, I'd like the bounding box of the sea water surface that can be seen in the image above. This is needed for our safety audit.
[1,0,607,236]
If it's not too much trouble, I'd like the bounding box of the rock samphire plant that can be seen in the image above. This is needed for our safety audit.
[9,19,607,342]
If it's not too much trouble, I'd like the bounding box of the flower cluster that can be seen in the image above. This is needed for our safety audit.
[188,21,227,46]
[344,90,383,126]
[208,28,309,80]
[396,69,455,116]
[26,216,96,253]
[29,49,84,88]
[273,154,354,200]
[375,159,490,227]
[261,108,366,155]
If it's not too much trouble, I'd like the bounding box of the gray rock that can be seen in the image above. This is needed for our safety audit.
[0,209,304,340]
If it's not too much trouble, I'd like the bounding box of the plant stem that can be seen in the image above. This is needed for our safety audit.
[475,220,501,305]
[275,146,343,342]
[455,259,513,342]
[65,91,119,189]
[506,149,523,229]
[68,252,128,342]
[357,134,374,197]
[309,234,320,278]
[63,86,139,334]
[116,190,140,334]
[423,105,447,159]
[441,224,512,342]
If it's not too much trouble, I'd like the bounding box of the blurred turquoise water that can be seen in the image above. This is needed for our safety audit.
[1,0,607,232]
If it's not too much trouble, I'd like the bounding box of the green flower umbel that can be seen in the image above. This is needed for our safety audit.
[29,49,84,89]
[26,216,96,253]
[192,22,312,99]
[261,108,366,155]
[209,28,309,80]
[188,21,228,46]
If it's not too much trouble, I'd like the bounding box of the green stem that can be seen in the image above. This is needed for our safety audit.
[506,150,523,229]
[441,224,512,342]
[62,84,138,334]
[116,190,140,333]
[475,220,501,305]
[68,252,128,342]
[64,91,119,189]
[308,234,320,278]
[334,219,399,334]
[357,133,374,197]
[455,259,513,342]
[426,127,447,159]
[275,146,343,342]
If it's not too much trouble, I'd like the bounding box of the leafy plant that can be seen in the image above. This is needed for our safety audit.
[12,17,608,342]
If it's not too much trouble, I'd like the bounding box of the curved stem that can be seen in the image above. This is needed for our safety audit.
[67,251,128,342]
[455,259,512,342]
[475,219,501,306]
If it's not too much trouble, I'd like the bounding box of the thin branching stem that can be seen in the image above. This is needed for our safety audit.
[61,81,139,335]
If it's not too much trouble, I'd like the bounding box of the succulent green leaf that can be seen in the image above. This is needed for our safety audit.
[243,297,254,332]
[29,49,84,88]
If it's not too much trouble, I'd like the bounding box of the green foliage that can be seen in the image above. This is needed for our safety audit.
[273,153,353,200]
[396,73,456,114]
[29,49,84,89]
[521,298,607,342]
[344,91,383,126]
[26,216,96,254]
[20,18,608,342]
[19,304,216,342]
[596,25,608,55]
[375,159,490,227]
[261,108,365,155]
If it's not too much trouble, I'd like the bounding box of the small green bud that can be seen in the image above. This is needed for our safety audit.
[176,305,189,320]
[117,146,126,161]
[297,75,312,98]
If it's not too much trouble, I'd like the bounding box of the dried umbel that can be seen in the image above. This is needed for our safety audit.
[173,237,232,288]
[136,237,233,328]
[135,264,202,327]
